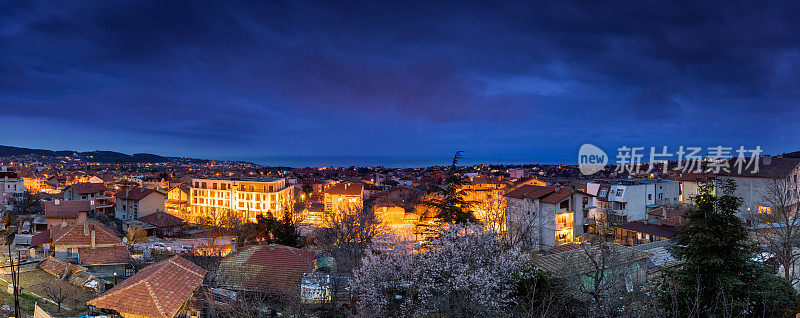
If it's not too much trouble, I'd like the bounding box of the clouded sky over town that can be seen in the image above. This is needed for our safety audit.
[2,0,799,165]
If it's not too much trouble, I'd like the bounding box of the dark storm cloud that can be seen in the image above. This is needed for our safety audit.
[2,0,800,160]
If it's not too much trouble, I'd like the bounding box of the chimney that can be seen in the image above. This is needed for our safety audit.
[269,243,275,251]
[84,222,89,236]
[91,230,96,248]
[54,199,60,205]
[763,155,772,166]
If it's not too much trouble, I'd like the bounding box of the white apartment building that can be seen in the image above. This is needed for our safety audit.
[0,168,26,211]
[505,185,595,249]
[586,179,680,225]
[190,177,294,224]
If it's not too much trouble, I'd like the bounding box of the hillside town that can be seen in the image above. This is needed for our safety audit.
[0,150,798,317]
[6,0,800,316]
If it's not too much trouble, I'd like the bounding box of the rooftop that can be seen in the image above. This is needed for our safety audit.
[88,256,206,318]
[78,245,131,266]
[45,200,90,219]
[215,244,315,296]
[193,177,284,183]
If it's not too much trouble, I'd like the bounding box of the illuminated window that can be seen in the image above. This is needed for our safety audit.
[758,206,771,214]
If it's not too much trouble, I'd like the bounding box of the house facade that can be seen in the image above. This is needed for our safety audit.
[115,187,167,221]
[586,179,680,227]
[323,182,364,215]
[505,185,596,249]
[63,183,114,214]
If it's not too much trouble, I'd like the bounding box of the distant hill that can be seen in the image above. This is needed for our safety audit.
[783,151,800,158]
[0,145,226,164]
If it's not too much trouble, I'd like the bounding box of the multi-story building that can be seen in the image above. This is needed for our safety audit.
[0,168,26,211]
[63,183,114,214]
[717,156,800,220]
[462,176,510,231]
[165,185,190,221]
[190,177,294,224]
[21,174,49,193]
[505,185,595,249]
[323,182,364,215]
[115,187,167,221]
[585,179,680,227]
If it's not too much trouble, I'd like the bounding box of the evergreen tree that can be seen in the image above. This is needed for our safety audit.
[273,208,303,247]
[256,212,278,244]
[661,178,799,317]
[423,151,477,224]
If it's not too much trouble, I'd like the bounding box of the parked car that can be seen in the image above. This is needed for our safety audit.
[150,242,170,251]
[20,222,30,234]
[179,245,194,253]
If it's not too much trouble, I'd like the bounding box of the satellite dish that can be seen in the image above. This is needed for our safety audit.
[122,237,129,244]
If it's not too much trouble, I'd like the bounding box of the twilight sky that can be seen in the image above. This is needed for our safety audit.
[2,0,800,165]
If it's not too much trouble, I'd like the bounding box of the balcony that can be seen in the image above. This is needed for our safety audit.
[555,212,574,231]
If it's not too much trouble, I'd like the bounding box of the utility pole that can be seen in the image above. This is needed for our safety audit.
[7,245,20,318]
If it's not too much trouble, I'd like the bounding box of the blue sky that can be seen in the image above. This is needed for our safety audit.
[2,0,799,164]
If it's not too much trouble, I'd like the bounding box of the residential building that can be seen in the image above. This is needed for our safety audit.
[0,168,25,210]
[190,177,294,224]
[374,206,419,242]
[88,256,207,318]
[138,211,184,236]
[717,156,800,220]
[323,182,364,215]
[612,221,677,246]
[505,185,595,249]
[21,174,48,193]
[462,176,510,231]
[215,244,315,299]
[77,245,134,277]
[536,243,649,296]
[63,183,114,214]
[508,168,525,179]
[165,185,190,220]
[31,222,122,260]
[44,200,89,228]
[676,172,713,204]
[115,187,167,221]
[585,179,680,227]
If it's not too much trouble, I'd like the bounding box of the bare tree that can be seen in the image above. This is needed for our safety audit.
[318,202,383,274]
[38,280,71,313]
[125,225,148,245]
[504,197,546,249]
[539,240,651,318]
[748,177,800,287]
[202,287,286,318]
[472,190,507,233]
[195,208,237,253]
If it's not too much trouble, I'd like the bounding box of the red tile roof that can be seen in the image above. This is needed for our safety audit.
[31,230,50,247]
[45,200,90,219]
[116,187,161,201]
[506,185,589,204]
[548,242,582,254]
[78,245,131,266]
[139,212,183,228]
[540,188,573,204]
[505,185,556,200]
[215,244,315,297]
[67,183,107,194]
[324,182,363,196]
[48,222,121,246]
[613,221,677,238]
[88,256,206,318]
[39,256,86,277]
